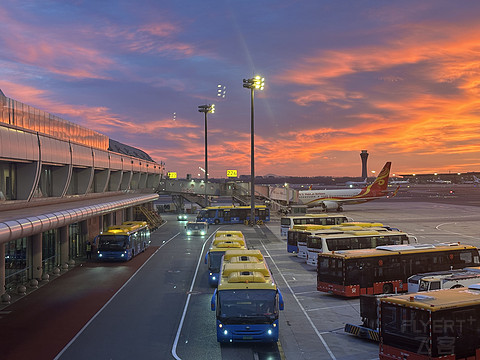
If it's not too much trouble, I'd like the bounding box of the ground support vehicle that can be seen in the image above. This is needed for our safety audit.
[379,285,480,359]
[185,221,208,236]
[409,266,480,292]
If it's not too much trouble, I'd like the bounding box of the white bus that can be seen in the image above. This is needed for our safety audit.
[280,214,349,238]
[305,229,411,267]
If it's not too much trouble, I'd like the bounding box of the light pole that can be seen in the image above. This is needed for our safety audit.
[198,104,215,207]
[243,75,265,226]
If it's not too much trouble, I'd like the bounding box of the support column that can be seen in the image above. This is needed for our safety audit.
[32,233,42,280]
[0,244,5,296]
[59,226,69,267]
[127,207,134,221]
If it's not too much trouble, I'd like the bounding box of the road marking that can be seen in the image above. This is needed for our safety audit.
[54,232,180,360]
[259,238,337,360]
[436,222,480,240]
[171,231,216,360]
[307,304,359,312]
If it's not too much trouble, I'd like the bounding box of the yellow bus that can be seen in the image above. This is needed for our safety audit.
[210,249,284,343]
[380,284,480,359]
[317,243,480,297]
[205,232,246,286]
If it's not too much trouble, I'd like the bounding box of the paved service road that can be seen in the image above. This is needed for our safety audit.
[49,190,480,360]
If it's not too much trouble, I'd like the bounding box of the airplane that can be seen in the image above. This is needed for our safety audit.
[462,175,480,184]
[298,162,393,211]
[344,178,368,188]
[389,178,409,185]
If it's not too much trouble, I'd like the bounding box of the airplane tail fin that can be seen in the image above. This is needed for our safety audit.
[474,175,480,184]
[365,162,391,196]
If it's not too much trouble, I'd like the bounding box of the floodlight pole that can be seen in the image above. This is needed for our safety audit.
[198,104,215,207]
[243,76,265,226]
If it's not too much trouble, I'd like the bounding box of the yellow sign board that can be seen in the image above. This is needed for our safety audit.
[227,170,237,178]
[167,172,177,179]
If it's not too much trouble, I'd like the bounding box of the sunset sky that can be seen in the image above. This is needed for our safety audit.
[1,0,480,177]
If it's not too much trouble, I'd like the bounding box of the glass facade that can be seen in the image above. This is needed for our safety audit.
[0,92,109,150]
[4,237,28,292]
[69,222,87,259]
[42,229,59,274]
[0,161,16,200]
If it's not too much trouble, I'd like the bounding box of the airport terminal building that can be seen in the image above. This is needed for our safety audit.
[0,89,163,298]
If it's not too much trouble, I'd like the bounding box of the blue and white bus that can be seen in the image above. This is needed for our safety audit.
[211,249,284,342]
[96,221,150,261]
[197,205,270,225]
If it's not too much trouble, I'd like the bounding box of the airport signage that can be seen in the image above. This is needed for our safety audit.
[167,172,177,179]
[227,170,237,178]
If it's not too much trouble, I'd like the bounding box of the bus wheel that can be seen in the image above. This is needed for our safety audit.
[214,219,220,225]
[383,283,393,294]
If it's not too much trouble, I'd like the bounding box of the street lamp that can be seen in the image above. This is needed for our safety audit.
[198,104,215,207]
[243,75,265,226]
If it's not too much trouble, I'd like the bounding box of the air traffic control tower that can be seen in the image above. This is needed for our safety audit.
[360,150,369,178]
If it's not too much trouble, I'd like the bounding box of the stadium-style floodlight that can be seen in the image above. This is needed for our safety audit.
[242,75,265,226]
[198,104,215,207]
[217,84,226,98]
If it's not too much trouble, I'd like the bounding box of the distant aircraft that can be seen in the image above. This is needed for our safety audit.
[298,162,393,211]
[462,175,480,184]
[431,179,452,184]
[344,178,368,188]
[389,178,409,185]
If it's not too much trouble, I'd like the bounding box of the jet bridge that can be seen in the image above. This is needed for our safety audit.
[156,179,295,211]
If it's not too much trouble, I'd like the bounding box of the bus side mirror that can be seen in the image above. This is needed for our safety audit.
[211,289,217,311]
[204,253,208,264]
[278,289,284,311]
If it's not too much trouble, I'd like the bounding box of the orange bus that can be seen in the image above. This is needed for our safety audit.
[317,243,480,297]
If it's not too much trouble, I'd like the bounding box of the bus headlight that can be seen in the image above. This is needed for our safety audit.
[223,330,228,335]
[98,254,103,257]
[212,276,216,281]
[121,253,125,257]
[218,323,223,328]
[267,329,272,335]
[187,231,192,236]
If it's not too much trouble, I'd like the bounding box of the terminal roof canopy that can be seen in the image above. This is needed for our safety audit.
[108,139,153,162]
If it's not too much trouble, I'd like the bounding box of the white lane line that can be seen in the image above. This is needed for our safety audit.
[54,232,181,360]
[307,304,359,312]
[171,231,216,360]
[295,290,318,296]
[436,222,480,240]
[259,236,337,360]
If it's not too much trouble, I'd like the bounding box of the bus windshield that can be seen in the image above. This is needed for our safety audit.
[217,289,277,323]
[381,303,430,354]
[97,235,128,251]
[208,252,225,272]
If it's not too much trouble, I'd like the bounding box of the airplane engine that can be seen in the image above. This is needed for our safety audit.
[322,201,340,212]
